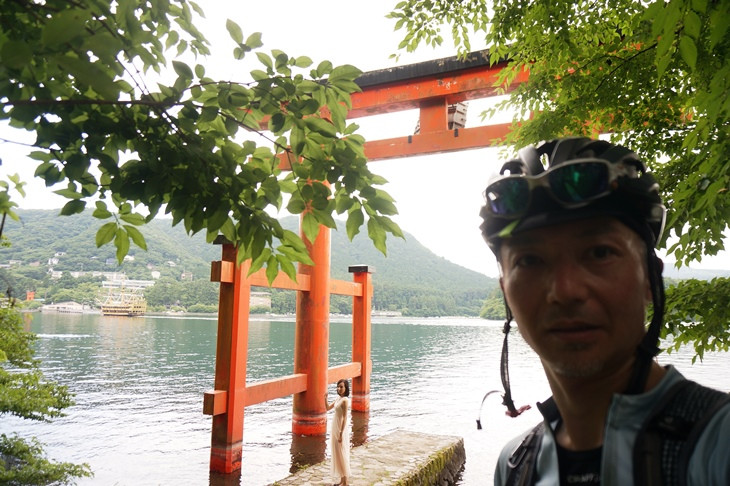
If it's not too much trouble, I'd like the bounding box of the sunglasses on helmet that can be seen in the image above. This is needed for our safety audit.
[484,158,639,218]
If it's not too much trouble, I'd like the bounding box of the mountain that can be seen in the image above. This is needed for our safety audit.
[1,210,497,316]
[2,209,220,279]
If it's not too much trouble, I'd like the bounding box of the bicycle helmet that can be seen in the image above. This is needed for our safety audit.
[479,137,667,418]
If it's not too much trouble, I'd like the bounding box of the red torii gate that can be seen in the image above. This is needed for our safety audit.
[203,49,527,474]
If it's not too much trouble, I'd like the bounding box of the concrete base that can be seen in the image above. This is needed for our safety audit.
[271,430,465,486]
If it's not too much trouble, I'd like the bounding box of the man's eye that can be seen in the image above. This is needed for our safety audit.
[514,254,541,267]
[589,246,615,259]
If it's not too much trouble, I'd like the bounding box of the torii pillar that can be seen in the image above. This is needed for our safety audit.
[292,224,331,435]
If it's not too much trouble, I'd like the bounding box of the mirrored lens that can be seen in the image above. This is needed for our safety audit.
[548,162,609,204]
[486,178,530,216]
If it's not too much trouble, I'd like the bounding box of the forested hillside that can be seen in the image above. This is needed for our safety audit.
[1,210,498,316]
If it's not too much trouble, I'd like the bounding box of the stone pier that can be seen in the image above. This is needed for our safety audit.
[271,430,465,486]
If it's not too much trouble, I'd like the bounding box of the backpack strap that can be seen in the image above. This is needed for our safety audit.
[505,422,544,486]
[633,379,730,486]
[504,398,557,486]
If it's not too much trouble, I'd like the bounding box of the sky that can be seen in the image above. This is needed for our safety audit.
[2,0,729,277]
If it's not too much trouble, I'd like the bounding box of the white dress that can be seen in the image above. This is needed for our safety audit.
[330,396,351,480]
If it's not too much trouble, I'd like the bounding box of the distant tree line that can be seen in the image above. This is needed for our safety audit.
[268,283,489,317]
[2,265,497,316]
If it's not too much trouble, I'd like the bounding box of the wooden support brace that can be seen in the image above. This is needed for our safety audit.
[244,374,308,407]
[330,279,362,297]
[246,268,312,291]
[327,362,362,383]
[211,260,234,283]
[364,123,513,161]
[203,390,228,416]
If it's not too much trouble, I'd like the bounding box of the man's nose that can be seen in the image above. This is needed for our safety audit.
[547,259,589,304]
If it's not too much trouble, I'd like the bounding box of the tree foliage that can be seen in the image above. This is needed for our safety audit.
[0,305,92,483]
[479,286,506,321]
[389,0,730,354]
[664,278,730,361]
[0,0,402,284]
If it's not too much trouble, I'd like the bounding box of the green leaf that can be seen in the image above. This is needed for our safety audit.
[295,79,322,95]
[226,19,243,44]
[278,244,313,266]
[124,224,147,250]
[92,201,113,219]
[690,0,708,13]
[276,253,297,281]
[301,212,320,244]
[315,60,333,77]
[294,56,313,68]
[269,112,286,133]
[166,30,180,50]
[256,52,273,70]
[60,199,86,216]
[28,151,52,162]
[304,117,337,137]
[655,51,672,79]
[298,99,321,116]
[245,32,263,49]
[265,255,279,283]
[328,64,362,82]
[96,222,117,247]
[119,212,145,225]
[250,69,269,81]
[41,8,90,46]
[207,208,230,233]
[220,218,237,242]
[312,208,336,229]
[367,217,387,255]
[335,194,354,214]
[346,207,364,240]
[53,187,82,199]
[378,215,404,238]
[709,7,730,48]
[114,228,130,262]
[679,35,697,70]
[172,60,193,79]
[281,229,309,253]
[290,126,306,155]
[54,54,119,99]
[249,247,271,274]
[1,41,32,69]
[644,1,664,25]
[683,10,702,39]
[366,192,398,216]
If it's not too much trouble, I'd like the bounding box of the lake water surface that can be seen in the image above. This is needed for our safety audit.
[2,312,729,485]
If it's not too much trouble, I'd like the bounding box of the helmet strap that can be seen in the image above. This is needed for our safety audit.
[500,300,531,417]
[624,245,664,395]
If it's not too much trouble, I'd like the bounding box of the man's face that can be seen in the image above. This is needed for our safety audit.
[499,217,652,380]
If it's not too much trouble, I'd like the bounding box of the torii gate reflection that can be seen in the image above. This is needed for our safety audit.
[203,49,528,476]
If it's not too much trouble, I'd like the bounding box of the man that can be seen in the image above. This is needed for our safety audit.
[480,137,730,485]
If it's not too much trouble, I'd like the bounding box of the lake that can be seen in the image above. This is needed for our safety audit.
[2,312,729,485]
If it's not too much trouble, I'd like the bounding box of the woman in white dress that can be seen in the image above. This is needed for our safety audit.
[324,379,351,486]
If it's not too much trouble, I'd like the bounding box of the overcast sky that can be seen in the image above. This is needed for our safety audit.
[2,1,728,277]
